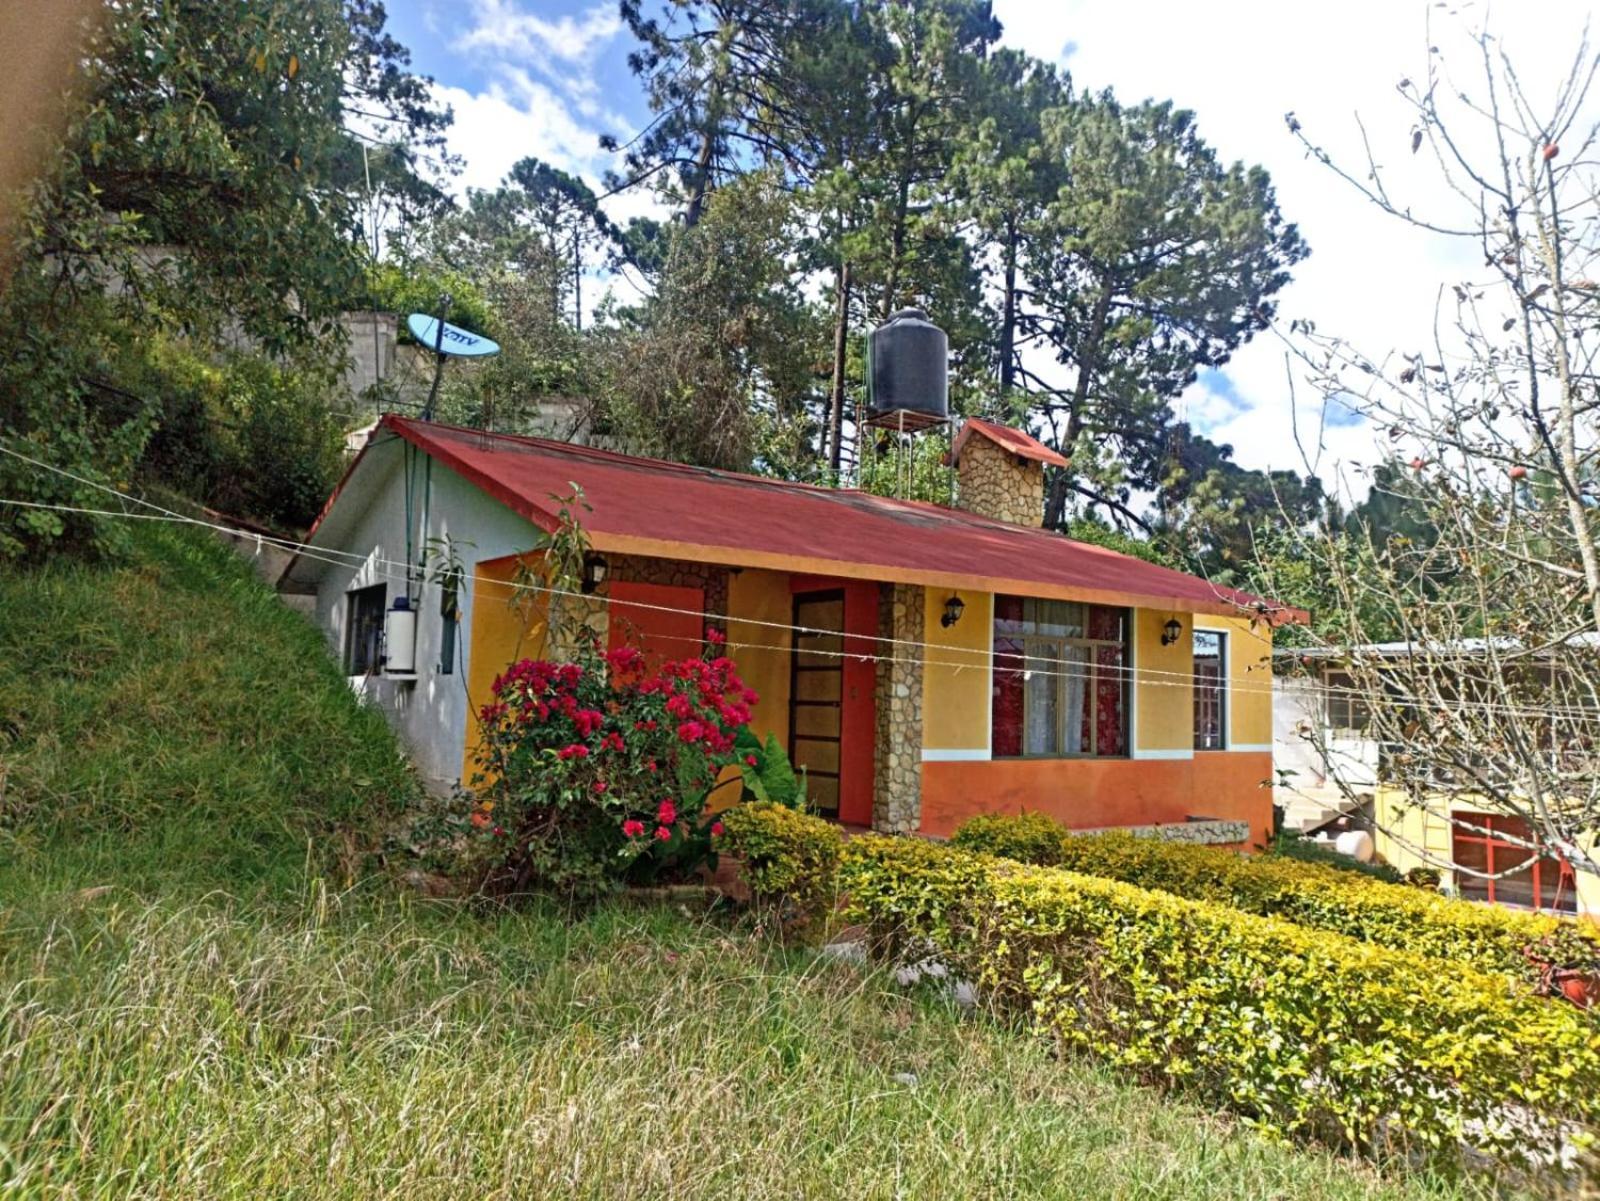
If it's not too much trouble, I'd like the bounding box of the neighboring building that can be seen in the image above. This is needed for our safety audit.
[1274,646,1599,917]
[283,414,1301,844]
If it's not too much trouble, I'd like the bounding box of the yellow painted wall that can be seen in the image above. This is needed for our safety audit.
[1373,786,1599,918]
[922,588,993,750]
[462,554,549,781]
[726,568,792,751]
[1134,609,1192,752]
[1193,614,1273,748]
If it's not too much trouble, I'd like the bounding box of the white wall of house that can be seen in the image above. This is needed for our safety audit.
[310,440,542,793]
[1273,674,1382,830]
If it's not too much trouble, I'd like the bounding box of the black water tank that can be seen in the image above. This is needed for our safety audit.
[866,308,948,429]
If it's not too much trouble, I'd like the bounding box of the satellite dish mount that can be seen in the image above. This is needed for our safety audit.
[406,297,501,421]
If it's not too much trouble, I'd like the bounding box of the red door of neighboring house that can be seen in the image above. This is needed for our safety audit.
[1450,811,1578,913]
[789,579,877,826]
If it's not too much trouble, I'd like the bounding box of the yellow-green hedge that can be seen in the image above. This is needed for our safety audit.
[841,834,1600,1177]
[951,812,1600,979]
[716,802,844,930]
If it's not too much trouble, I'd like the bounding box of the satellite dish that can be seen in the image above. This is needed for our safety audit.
[406,313,500,358]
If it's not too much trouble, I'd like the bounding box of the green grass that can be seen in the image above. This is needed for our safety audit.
[0,526,1513,1198]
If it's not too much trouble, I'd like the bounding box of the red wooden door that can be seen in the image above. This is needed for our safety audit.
[789,578,877,826]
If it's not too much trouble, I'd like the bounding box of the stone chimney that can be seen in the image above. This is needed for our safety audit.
[947,418,1068,527]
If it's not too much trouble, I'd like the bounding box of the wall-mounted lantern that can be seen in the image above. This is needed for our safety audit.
[581,553,609,595]
[940,594,966,629]
[1161,616,1184,647]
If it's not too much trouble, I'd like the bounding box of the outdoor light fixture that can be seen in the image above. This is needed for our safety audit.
[941,594,966,629]
[1161,616,1183,646]
[581,553,609,595]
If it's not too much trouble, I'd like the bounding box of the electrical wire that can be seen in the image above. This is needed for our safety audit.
[10,442,1600,720]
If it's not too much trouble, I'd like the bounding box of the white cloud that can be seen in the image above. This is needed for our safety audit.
[993,0,1600,494]
[455,0,622,64]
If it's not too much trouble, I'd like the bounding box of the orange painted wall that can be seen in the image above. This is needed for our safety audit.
[607,580,704,673]
[919,752,1275,846]
[462,553,549,781]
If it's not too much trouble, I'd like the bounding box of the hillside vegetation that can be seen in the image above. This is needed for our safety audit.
[0,525,1499,1199]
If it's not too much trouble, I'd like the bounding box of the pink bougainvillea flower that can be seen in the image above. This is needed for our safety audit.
[706,627,726,646]
[710,821,725,837]
[656,799,678,825]
[557,744,589,761]
[744,754,759,767]
[622,819,646,838]
[654,825,672,841]
[593,780,608,794]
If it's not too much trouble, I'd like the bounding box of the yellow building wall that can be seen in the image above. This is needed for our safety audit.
[1193,614,1273,748]
[726,568,792,752]
[1134,609,1192,752]
[922,588,993,751]
[1372,785,1600,918]
[461,554,549,781]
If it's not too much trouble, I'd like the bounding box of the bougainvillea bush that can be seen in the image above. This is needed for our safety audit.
[470,631,757,897]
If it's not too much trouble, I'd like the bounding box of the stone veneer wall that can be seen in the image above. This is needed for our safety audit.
[873,582,925,833]
[955,434,1044,527]
[1071,819,1252,847]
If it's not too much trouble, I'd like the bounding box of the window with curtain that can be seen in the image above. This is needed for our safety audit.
[992,597,1128,757]
[1193,630,1226,750]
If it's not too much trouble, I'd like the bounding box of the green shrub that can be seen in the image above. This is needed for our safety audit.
[950,813,1600,981]
[947,811,1074,866]
[715,802,844,932]
[1269,829,1404,883]
[842,835,1600,1178]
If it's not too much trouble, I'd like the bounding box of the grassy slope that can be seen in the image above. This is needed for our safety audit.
[0,526,1497,1199]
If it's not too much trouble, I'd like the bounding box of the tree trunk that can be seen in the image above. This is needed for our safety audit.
[999,214,1017,394]
[827,261,852,472]
[572,231,582,331]
[684,128,716,228]
[1043,277,1115,529]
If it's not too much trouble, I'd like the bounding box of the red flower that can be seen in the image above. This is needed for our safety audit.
[557,744,589,761]
[657,799,678,825]
[593,780,608,794]
[654,825,672,841]
[744,754,758,767]
[470,810,490,829]
[676,720,704,743]
[622,819,645,838]
[706,627,726,646]
[710,821,725,837]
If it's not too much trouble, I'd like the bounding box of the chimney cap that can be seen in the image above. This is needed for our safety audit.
[947,417,1069,469]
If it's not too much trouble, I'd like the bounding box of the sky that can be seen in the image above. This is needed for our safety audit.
[378,0,1600,498]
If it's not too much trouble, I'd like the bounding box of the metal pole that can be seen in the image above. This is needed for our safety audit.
[422,291,451,421]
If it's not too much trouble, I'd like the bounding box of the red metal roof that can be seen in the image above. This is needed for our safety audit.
[948,417,1070,468]
[312,415,1299,621]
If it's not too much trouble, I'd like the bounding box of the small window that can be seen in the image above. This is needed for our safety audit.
[1193,630,1227,750]
[344,584,386,676]
[440,609,457,675]
[1323,669,1371,734]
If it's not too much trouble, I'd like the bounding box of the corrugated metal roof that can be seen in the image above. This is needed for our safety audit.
[299,415,1301,621]
[948,417,1070,468]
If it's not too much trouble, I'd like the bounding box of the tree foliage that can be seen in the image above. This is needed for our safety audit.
[0,0,448,558]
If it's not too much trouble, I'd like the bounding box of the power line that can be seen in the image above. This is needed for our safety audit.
[9,443,1600,719]
[14,490,1600,727]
